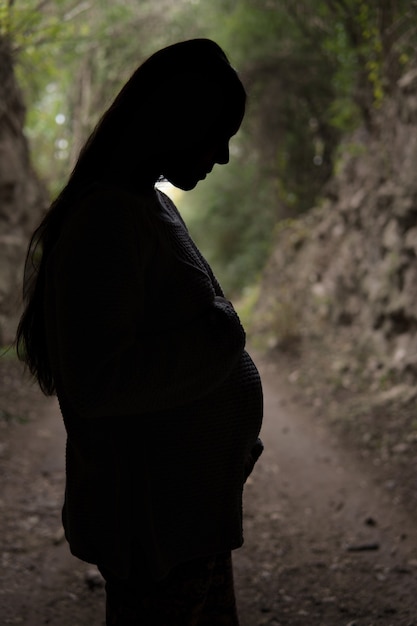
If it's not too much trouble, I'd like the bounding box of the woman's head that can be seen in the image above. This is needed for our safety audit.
[150,72,244,190]
[72,38,246,191]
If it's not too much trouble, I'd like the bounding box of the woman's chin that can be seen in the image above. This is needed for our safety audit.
[166,174,205,191]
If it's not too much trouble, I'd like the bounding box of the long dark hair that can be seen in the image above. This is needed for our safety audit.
[15,38,246,395]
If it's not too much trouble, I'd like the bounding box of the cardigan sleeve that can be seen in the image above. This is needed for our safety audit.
[51,187,246,418]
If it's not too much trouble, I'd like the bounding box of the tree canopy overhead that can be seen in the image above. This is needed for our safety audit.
[2,0,417,294]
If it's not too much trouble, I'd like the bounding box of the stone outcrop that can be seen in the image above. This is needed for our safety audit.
[255,66,417,398]
[0,36,47,345]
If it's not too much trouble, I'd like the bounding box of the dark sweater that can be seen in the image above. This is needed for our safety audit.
[44,184,263,580]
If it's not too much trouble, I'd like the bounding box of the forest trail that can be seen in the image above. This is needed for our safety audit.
[236,359,417,625]
[1,357,417,625]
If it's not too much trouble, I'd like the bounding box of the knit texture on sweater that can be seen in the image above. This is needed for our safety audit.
[44,184,263,580]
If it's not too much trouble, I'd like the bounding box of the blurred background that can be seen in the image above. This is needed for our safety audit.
[3,5,417,623]
[1,0,417,398]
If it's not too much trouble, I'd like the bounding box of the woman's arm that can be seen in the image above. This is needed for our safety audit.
[52,188,245,418]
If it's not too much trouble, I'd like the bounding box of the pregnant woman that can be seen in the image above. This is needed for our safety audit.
[16,38,263,625]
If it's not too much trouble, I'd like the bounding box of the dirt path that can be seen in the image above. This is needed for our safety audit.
[235,359,417,625]
[1,357,417,625]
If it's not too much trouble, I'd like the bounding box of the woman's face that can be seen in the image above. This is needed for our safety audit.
[159,80,245,191]
[161,126,239,191]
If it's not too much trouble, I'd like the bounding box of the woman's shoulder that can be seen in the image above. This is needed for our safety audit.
[65,182,160,233]
[56,183,162,259]
[80,181,159,215]
[154,188,189,230]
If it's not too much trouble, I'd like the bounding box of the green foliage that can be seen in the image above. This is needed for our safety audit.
[322,0,416,107]
[3,1,78,103]
[179,150,278,296]
[183,0,417,291]
[234,284,260,331]
[3,0,180,193]
[3,0,417,298]
[1,1,90,191]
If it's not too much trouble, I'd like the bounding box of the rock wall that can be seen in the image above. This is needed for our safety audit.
[255,67,417,398]
[0,37,47,345]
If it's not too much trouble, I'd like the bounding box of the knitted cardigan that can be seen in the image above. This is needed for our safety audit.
[44,184,263,581]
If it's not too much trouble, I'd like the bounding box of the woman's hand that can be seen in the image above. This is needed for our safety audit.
[244,438,264,482]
